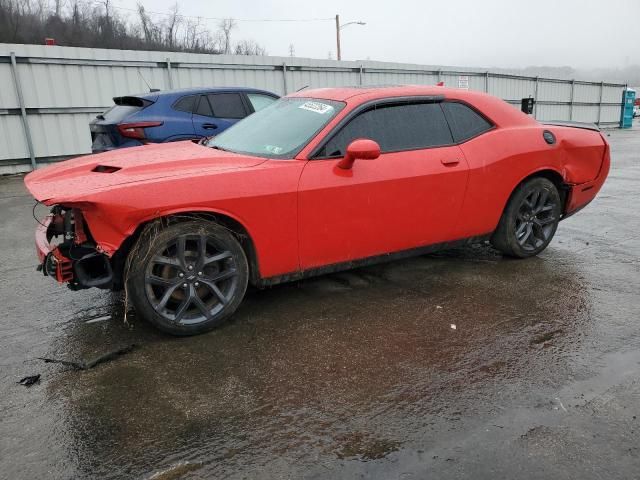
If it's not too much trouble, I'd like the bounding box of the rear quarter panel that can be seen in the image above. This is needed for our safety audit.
[454,126,567,239]
[546,126,606,184]
[454,124,607,239]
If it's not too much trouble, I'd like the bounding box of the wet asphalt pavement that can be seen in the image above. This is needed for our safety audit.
[1,127,639,479]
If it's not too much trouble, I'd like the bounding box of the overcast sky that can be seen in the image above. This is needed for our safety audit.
[113,0,638,69]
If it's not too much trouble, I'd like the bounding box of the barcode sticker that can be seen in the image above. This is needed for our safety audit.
[298,101,334,114]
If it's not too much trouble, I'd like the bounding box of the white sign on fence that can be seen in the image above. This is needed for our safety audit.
[458,75,469,90]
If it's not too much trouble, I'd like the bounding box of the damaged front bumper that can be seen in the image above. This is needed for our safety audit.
[36,207,114,290]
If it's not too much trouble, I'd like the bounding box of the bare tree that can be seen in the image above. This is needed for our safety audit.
[137,4,152,43]
[70,1,80,24]
[164,2,180,49]
[289,43,295,57]
[234,39,266,56]
[1,0,22,41]
[218,17,236,54]
[184,17,203,51]
[0,1,264,56]
[138,3,165,47]
[101,0,110,27]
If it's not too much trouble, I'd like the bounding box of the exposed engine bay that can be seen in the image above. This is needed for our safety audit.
[39,205,114,290]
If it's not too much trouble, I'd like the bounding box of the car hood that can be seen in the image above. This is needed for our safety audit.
[25,141,268,203]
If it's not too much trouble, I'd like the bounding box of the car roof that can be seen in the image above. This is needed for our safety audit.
[136,87,278,101]
[288,85,470,102]
[288,85,536,127]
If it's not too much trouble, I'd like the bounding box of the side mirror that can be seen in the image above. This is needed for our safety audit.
[337,139,381,169]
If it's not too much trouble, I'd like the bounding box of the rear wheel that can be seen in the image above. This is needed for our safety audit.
[491,177,561,258]
[127,220,248,336]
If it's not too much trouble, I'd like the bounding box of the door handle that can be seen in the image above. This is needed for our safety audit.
[202,123,218,130]
[441,158,460,166]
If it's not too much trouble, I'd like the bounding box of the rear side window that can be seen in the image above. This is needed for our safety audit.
[195,96,214,117]
[319,102,453,157]
[248,93,277,112]
[173,95,197,113]
[441,102,493,142]
[207,93,247,119]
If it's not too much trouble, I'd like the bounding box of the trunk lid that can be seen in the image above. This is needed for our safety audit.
[541,120,600,132]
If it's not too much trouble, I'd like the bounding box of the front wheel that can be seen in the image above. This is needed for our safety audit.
[127,220,249,336]
[491,177,562,258]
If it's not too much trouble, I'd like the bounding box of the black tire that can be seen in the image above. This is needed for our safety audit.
[491,177,561,258]
[126,220,249,336]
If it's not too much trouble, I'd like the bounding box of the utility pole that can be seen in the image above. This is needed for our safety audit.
[335,15,365,61]
[335,14,341,61]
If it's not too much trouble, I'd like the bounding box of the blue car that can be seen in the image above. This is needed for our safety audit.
[90,87,279,153]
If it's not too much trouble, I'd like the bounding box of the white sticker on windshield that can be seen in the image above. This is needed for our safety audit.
[298,101,334,114]
[264,145,284,154]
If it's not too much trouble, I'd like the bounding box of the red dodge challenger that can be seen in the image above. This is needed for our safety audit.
[25,86,610,335]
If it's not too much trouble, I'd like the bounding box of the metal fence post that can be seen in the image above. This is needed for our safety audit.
[597,81,604,125]
[437,70,442,85]
[359,64,364,86]
[166,58,174,89]
[533,76,539,118]
[484,71,489,93]
[9,52,37,170]
[569,79,575,121]
[282,62,288,95]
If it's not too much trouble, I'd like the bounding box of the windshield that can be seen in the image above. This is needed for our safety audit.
[206,97,345,158]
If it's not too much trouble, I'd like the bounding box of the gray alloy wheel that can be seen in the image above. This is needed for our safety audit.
[491,177,562,258]
[514,187,558,252]
[128,220,248,335]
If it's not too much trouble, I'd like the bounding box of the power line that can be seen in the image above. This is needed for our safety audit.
[89,0,334,23]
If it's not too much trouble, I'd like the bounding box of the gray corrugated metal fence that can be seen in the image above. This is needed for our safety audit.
[0,43,627,174]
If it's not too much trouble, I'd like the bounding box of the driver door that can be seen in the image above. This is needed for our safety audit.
[297,101,470,270]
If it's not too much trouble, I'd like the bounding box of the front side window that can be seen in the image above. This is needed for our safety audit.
[441,102,493,142]
[317,102,453,158]
[207,97,345,158]
[207,93,247,119]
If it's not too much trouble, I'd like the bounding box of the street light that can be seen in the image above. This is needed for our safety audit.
[335,14,366,61]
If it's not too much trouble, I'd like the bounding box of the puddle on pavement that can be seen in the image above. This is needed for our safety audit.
[35,244,602,479]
